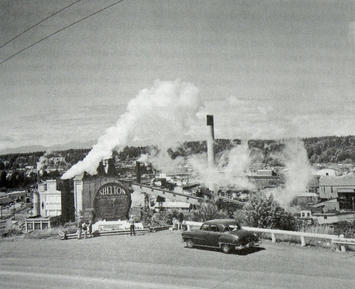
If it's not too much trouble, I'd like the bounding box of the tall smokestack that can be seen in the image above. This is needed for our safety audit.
[136,161,142,183]
[206,115,215,169]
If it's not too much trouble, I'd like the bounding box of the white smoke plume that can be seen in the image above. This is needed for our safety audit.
[62,80,203,179]
[273,139,313,206]
[137,148,186,175]
[188,142,254,190]
[150,152,186,175]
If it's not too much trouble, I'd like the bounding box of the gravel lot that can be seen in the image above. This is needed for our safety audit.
[0,230,355,289]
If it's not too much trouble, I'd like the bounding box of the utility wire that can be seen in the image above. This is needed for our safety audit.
[0,0,125,66]
[0,0,83,49]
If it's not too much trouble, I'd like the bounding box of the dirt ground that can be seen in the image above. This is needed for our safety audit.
[0,230,355,289]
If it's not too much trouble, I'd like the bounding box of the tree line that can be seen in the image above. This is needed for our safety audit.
[0,136,354,190]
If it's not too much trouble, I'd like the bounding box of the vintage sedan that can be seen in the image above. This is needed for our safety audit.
[181,219,261,253]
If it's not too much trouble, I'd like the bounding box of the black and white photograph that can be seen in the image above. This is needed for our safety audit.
[0,0,354,288]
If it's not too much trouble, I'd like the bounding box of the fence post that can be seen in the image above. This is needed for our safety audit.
[339,234,346,252]
[271,232,276,243]
[300,236,306,247]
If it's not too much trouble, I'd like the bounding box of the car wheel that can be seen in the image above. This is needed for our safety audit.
[247,242,254,248]
[221,244,232,254]
[185,239,194,248]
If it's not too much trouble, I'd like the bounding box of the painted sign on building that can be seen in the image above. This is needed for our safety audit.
[93,182,131,221]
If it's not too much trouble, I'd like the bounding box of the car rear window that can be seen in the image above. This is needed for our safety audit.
[224,224,240,231]
[209,225,219,232]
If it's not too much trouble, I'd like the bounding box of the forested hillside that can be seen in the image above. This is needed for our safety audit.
[303,136,355,163]
[0,136,354,190]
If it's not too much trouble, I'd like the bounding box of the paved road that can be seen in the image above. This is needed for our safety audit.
[0,231,354,289]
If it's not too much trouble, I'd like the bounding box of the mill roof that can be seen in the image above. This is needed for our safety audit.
[319,176,355,186]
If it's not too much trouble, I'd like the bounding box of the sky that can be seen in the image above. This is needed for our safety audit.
[0,0,354,153]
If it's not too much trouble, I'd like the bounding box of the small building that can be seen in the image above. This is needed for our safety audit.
[315,168,338,177]
[294,192,319,207]
[8,190,27,202]
[25,217,51,232]
[256,169,275,176]
[299,210,312,219]
[318,176,355,211]
[155,201,191,211]
[312,199,338,212]
[38,180,62,217]
[312,212,355,225]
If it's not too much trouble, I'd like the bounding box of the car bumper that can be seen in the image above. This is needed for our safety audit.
[235,240,262,250]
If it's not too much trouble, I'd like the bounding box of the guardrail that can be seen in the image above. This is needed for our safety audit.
[182,221,355,252]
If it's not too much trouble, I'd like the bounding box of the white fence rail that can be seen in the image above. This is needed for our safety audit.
[182,221,355,252]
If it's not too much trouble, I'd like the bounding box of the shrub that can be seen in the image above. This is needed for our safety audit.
[333,221,355,238]
[241,192,297,230]
[185,203,229,222]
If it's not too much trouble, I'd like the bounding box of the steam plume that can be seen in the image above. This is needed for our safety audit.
[62,80,203,179]
[275,139,313,205]
[188,142,254,190]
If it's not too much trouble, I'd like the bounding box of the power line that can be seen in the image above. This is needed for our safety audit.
[0,0,125,66]
[0,0,83,49]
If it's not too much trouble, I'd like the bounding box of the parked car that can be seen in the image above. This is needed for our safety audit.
[181,219,261,253]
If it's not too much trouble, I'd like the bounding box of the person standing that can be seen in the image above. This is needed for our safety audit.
[88,220,93,237]
[82,221,88,239]
[172,217,178,230]
[178,211,184,230]
[77,219,82,240]
[129,215,136,236]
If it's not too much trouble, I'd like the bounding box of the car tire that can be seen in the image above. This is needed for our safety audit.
[221,244,232,254]
[185,239,194,248]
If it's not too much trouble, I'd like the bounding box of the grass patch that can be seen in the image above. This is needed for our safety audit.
[24,228,61,239]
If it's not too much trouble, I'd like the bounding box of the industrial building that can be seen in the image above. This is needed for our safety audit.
[37,180,62,217]
[318,175,355,211]
[26,178,74,231]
